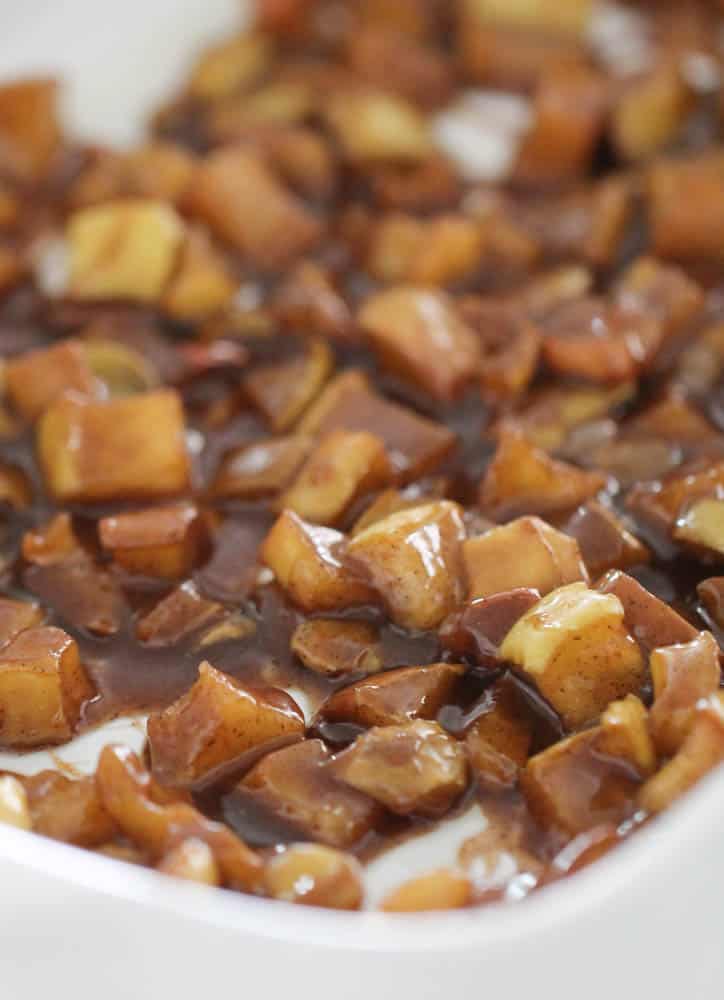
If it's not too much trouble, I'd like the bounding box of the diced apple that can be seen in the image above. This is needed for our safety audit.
[212,435,313,499]
[244,337,333,431]
[291,619,382,677]
[464,679,533,791]
[479,429,605,520]
[0,626,93,747]
[0,597,43,648]
[440,589,541,666]
[279,429,392,525]
[157,838,221,886]
[264,843,363,909]
[611,63,692,162]
[228,739,381,848]
[188,148,322,270]
[261,510,374,612]
[136,582,224,646]
[597,570,698,655]
[188,31,273,100]
[0,78,60,180]
[563,502,649,578]
[316,662,464,728]
[162,227,235,320]
[298,370,455,483]
[521,726,640,837]
[148,661,305,788]
[674,498,724,556]
[639,695,724,814]
[463,516,588,601]
[500,582,645,729]
[23,771,116,847]
[346,501,466,629]
[37,389,190,501]
[97,746,262,890]
[99,502,208,580]
[333,720,468,817]
[5,339,97,421]
[597,695,656,777]
[381,868,471,912]
[67,198,184,301]
[358,286,481,402]
[647,153,724,262]
[325,90,432,163]
[649,631,721,756]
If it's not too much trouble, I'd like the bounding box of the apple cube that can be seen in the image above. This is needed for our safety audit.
[649,631,721,756]
[99,502,208,580]
[500,582,645,729]
[291,619,382,677]
[5,339,97,421]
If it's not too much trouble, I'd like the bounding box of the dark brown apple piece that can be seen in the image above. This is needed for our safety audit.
[597,571,698,655]
[136,582,224,646]
[291,619,382,677]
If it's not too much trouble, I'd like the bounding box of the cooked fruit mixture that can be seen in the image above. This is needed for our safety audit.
[2,0,724,912]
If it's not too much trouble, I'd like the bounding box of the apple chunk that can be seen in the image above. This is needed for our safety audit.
[649,631,721,756]
[261,510,374,612]
[0,597,43,649]
[99,502,208,580]
[67,198,184,301]
[358,286,481,402]
[674,498,724,556]
[500,582,645,729]
[5,339,97,421]
[279,429,392,525]
[0,626,93,747]
[37,389,190,502]
[147,662,305,789]
[463,516,587,601]
[346,501,466,630]
[333,720,468,817]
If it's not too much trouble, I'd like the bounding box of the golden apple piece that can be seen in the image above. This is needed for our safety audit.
[0,462,32,510]
[358,286,480,402]
[67,198,184,302]
[0,626,93,747]
[244,337,333,431]
[500,582,645,730]
[212,435,314,499]
[5,339,97,421]
[188,31,274,101]
[273,260,353,342]
[698,577,724,630]
[381,868,471,912]
[324,89,432,163]
[563,501,649,578]
[649,631,721,756]
[346,501,466,630]
[598,694,656,777]
[347,25,453,110]
[597,570,698,655]
[290,619,382,677]
[0,775,31,830]
[628,460,724,533]
[463,516,588,601]
[0,77,60,180]
[96,745,262,890]
[23,771,116,847]
[279,429,392,525]
[0,597,43,649]
[464,679,533,791]
[612,63,692,163]
[368,214,483,287]
[188,148,322,270]
[157,838,221,886]
[99,502,209,581]
[124,142,196,204]
[136,582,224,647]
[264,843,363,909]
[614,256,703,342]
[83,338,159,398]
[162,226,235,320]
[228,739,382,848]
[521,726,641,837]
[333,719,468,818]
[207,82,316,135]
[316,662,465,728]
[647,152,724,262]
[464,0,592,34]
[37,389,190,502]
[261,510,374,613]
[639,695,724,814]
[674,498,724,555]
[479,429,605,520]
[148,661,305,789]
[298,370,455,483]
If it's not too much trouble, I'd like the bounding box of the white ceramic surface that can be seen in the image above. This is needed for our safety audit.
[0,3,723,997]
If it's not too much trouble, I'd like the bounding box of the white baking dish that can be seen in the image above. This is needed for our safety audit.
[0,3,722,996]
